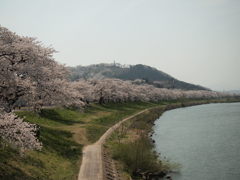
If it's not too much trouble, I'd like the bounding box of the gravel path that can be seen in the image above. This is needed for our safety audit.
[78,109,149,180]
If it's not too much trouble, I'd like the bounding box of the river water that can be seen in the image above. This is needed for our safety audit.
[152,102,240,180]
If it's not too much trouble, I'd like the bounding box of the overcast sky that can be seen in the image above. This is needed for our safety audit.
[1,0,240,91]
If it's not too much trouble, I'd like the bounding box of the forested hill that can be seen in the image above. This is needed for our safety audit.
[68,63,210,91]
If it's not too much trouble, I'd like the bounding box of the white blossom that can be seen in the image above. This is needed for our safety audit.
[0,109,42,156]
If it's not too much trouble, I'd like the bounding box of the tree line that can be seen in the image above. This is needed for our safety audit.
[0,26,237,156]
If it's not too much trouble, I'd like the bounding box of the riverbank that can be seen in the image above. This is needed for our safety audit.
[78,108,150,180]
[104,98,240,180]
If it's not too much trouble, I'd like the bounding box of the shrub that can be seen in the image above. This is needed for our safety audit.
[112,135,162,175]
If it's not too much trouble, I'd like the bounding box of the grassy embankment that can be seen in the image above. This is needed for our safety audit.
[0,98,239,179]
[0,100,167,179]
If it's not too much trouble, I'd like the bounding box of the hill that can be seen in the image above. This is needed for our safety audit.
[68,63,210,91]
[227,90,240,94]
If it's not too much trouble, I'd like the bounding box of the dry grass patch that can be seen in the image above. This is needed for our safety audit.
[121,129,144,144]
[72,127,90,145]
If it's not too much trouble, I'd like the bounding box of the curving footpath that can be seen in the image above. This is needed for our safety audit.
[78,109,149,180]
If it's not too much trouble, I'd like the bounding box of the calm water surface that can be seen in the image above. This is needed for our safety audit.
[152,103,240,180]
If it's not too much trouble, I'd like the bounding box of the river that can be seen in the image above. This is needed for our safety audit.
[152,102,240,180]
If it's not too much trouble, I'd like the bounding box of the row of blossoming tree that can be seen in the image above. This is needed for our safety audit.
[0,26,235,156]
[72,78,234,104]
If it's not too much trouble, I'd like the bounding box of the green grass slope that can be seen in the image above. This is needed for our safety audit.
[0,101,162,180]
[0,108,83,180]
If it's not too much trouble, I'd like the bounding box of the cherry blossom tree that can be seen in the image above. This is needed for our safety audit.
[0,108,42,156]
[0,26,84,155]
[74,77,235,104]
[92,79,114,104]
[71,79,95,104]
[0,26,84,112]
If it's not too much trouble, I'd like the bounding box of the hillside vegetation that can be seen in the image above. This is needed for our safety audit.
[0,101,165,179]
[68,63,209,91]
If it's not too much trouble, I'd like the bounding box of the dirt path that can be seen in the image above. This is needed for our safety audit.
[78,109,149,180]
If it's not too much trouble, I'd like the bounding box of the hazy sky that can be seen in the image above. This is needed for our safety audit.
[1,0,240,90]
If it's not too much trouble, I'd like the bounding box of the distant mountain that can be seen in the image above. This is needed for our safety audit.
[209,83,239,92]
[67,63,210,91]
[227,90,240,94]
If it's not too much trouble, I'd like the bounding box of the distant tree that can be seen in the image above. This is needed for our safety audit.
[71,79,94,104]
[92,79,119,104]
[77,78,234,104]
